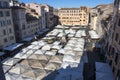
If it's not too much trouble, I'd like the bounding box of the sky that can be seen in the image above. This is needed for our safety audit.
[19,0,114,8]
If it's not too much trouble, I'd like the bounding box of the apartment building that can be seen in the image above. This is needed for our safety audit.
[26,3,46,29]
[41,4,54,28]
[90,4,113,38]
[90,8,98,30]
[104,0,120,79]
[58,6,90,26]
[0,0,16,50]
[53,9,59,26]
[11,6,41,42]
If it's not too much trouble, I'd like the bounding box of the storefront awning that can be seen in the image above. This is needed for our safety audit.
[0,52,5,56]
[22,36,34,42]
[3,43,23,51]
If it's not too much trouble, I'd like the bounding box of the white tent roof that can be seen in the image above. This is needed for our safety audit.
[36,55,50,61]
[5,73,19,80]
[2,65,11,73]
[53,41,60,45]
[68,34,74,37]
[49,56,63,63]
[45,51,56,56]
[63,50,75,56]
[51,45,62,50]
[73,47,83,52]
[61,62,79,69]
[64,46,73,50]
[45,62,60,71]
[89,30,100,39]
[57,33,63,37]
[26,49,36,55]
[28,54,38,60]
[63,55,75,63]
[66,43,74,47]
[32,45,42,50]
[21,68,36,79]
[28,60,44,69]
[31,41,39,45]
[3,58,20,66]
[14,51,25,59]
[34,50,45,55]
[41,44,52,51]
[21,48,29,53]
[38,40,46,46]
[58,49,66,54]
[27,45,36,49]
[9,64,26,75]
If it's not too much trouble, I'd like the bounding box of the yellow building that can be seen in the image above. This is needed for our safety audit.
[58,6,90,26]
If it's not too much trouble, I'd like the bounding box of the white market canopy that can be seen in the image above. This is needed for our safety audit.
[41,44,52,51]
[45,62,60,71]
[34,50,46,55]
[61,62,79,69]
[63,50,75,56]
[51,45,62,50]
[26,45,36,49]
[3,58,20,66]
[45,51,56,56]
[49,56,63,63]
[53,41,60,45]
[63,55,76,63]
[89,30,100,39]
[58,49,66,54]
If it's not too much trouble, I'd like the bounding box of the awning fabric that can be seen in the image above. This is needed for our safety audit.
[3,43,23,51]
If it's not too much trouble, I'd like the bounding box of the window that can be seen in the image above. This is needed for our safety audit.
[3,30,6,35]
[115,33,119,42]
[6,11,10,16]
[4,38,8,43]
[3,21,6,26]
[3,1,9,8]
[9,28,12,33]
[8,20,11,25]
[0,11,3,17]
[10,36,14,40]
[22,24,25,30]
